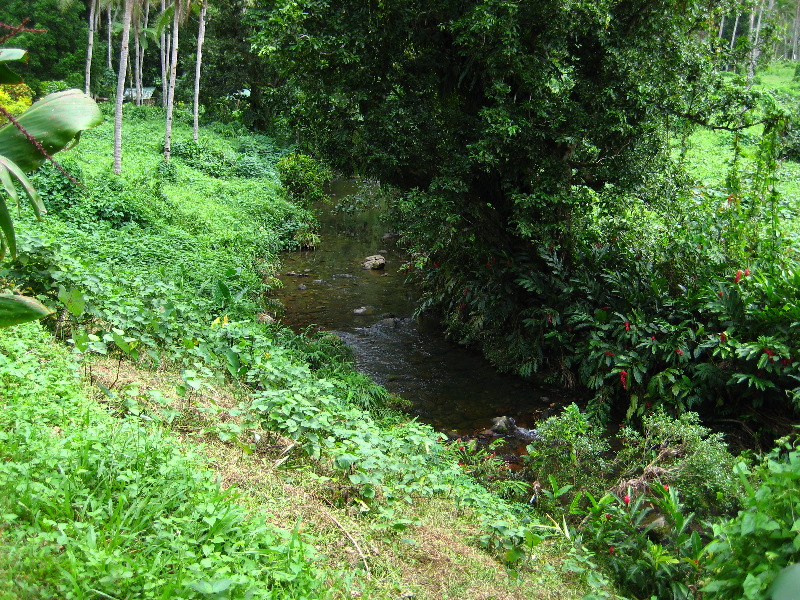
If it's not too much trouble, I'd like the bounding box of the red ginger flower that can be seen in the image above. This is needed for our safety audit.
[619,370,628,390]
[735,270,743,283]
[623,494,631,505]
[624,321,630,332]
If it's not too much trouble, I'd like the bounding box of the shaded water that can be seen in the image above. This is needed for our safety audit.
[274,181,572,435]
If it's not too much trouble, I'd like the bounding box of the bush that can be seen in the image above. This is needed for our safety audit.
[524,403,610,502]
[29,159,84,215]
[0,83,33,124]
[37,80,70,96]
[171,139,237,178]
[701,434,800,599]
[577,483,705,600]
[615,408,745,517]
[276,153,332,207]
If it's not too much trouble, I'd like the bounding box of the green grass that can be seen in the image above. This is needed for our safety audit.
[0,322,326,600]
[0,108,596,599]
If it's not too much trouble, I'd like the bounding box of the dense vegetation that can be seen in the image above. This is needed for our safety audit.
[1,0,800,598]
[253,0,800,427]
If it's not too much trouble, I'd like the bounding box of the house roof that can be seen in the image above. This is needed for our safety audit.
[123,87,157,100]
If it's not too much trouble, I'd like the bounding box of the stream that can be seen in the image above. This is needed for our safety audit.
[273,181,574,436]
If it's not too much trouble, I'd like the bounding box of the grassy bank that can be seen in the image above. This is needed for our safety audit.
[2,99,798,600]
[0,107,591,599]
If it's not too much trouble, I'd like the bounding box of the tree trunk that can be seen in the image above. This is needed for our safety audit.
[160,0,169,107]
[730,13,740,50]
[748,6,758,79]
[193,0,208,142]
[85,0,97,95]
[719,15,725,38]
[164,0,182,161]
[751,0,776,74]
[114,0,134,174]
[139,1,149,101]
[134,14,142,105]
[792,1,800,60]
[107,4,113,71]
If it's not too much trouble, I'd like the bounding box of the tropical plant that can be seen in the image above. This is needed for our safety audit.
[0,42,102,326]
[702,433,800,600]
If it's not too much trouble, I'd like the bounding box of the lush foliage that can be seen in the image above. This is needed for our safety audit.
[0,45,102,327]
[0,0,88,92]
[0,321,327,599]
[246,0,800,423]
[702,434,800,599]
[0,82,31,123]
[276,153,331,207]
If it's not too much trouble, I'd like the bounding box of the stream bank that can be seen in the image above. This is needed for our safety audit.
[273,181,575,436]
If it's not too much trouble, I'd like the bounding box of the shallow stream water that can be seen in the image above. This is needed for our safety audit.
[273,181,574,435]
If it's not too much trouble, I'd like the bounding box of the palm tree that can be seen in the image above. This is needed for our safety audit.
[85,0,100,95]
[192,0,208,142]
[164,0,190,160]
[113,0,134,174]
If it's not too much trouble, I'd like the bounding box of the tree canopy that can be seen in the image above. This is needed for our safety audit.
[251,0,754,235]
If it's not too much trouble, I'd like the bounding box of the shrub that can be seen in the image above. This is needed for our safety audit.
[171,140,236,178]
[37,80,70,96]
[524,403,610,502]
[701,434,800,599]
[29,159,84,215]
[0,83,33,124]
[577,483,705,600]
[615,408,745,518]
[276,153,332,207]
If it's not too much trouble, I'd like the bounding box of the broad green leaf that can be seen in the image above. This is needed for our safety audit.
[0,49,26,84]
[0,155,43,218]
[769,563,800,600]
[0,293,53,327]
[743,572,765,599]
[58,286,86,317]
[0,89,103,174]
[0,192,15,259]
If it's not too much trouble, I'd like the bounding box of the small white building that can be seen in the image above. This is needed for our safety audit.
[123,86,158,105]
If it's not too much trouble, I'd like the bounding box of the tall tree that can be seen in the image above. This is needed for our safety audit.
[251,0,762,371]
[84,0,99,94]
[113,0,133,174]
[192,0,207,141]
[106,3,114,71]
[163,0,187,160]
[159,0,170,106]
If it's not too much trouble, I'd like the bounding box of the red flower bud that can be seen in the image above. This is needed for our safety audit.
[623,494,631,505]
[663,484,669,491]
[619,370,628,390]
[675,348,683,355]
[735,270,742,284]
[744,268,750,276]
[720,331,727,343]
[624,321,630,332]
